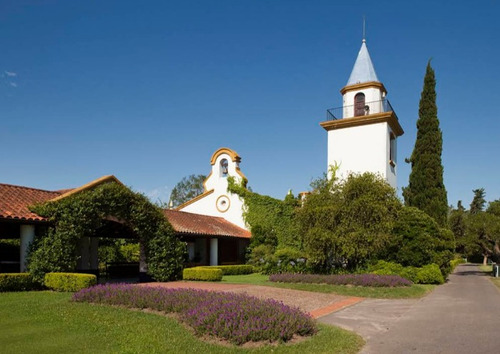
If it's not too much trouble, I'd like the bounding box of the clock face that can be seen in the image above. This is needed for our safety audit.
[216,195,231,213]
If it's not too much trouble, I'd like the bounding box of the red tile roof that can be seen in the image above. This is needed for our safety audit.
[164,210,251,239]
[0,183,63,222]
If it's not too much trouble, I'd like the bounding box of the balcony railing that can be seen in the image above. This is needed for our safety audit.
[326,99,398,120]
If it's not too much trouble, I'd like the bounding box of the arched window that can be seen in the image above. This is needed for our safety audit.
[220,159,229,177]
[354,92,366,116]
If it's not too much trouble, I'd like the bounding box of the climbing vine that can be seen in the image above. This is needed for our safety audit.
[28,182,186,283]
[227,177,299,249]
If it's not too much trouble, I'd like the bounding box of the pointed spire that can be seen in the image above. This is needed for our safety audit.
[346,40,379,86]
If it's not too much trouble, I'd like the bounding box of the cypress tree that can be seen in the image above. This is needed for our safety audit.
[402,61,448,226]
[469,188,486,214]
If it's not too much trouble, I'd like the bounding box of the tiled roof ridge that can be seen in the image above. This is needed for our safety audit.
[0,182,62,195]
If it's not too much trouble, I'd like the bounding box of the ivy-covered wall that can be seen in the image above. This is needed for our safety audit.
[227,177,299,249]
[28,182,186,283]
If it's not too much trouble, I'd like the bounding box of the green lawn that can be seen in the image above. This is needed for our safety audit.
[0,291,364,354]
[477,264,500,291]
[223,274,435,299]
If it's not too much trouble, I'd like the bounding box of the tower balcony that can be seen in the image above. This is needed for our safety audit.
[326,98,398,121]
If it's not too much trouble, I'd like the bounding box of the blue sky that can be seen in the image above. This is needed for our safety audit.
[1,0,499,207]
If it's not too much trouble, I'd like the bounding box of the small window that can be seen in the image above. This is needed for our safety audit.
[220,159,229,177]
[354,93,366,116]
[389,133,396,167]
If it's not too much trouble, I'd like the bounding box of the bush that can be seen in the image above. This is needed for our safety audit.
[415,264,444,284]
[269,273,412,287]
[0,273,40,292]
[73,284,317,345]
[198,265,254,275]
[183,267,222,281]
[387,207,454,277]
[369,260,418,283]
[44,272,97,292]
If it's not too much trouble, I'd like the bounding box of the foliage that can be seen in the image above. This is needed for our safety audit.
[44,272,97,292]
[415,264,444,284]
[0,273,40,292]
[369,260,419,283]
[269,273,412,287]
[168,174,206,208]
[73,284,317,345]
[470,188,486,214]
[183,267,223,281]
[486,199,500,217]
[297,172,401,272]
[386,206,454,276]
[248,245,308,274]
[466,210,500,263]
[28,181,186,283]
[368,260,446,284]
[197,265,254,275]
[449,201,467,254]
[227,176,299,250]
[403,61,448,227]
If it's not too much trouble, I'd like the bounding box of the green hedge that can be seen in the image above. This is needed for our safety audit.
[0,273,40,292]
[183,267,223,281]
[44,272,97,292]
[198,265,254,275]
[369,261,445,284]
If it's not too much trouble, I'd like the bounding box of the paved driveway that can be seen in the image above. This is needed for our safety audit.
[320,264,500,353]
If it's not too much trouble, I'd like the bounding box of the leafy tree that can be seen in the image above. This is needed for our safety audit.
[470,188,486,214]
[168,174,206,208]
[296,172,401,272]
[387,206,454,276]
[449,201,467,254]
[460,191,500,264]
[402,61,448,226]
[487,200,500,217]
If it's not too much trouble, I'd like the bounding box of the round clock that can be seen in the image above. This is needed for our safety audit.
[216,195,231,213]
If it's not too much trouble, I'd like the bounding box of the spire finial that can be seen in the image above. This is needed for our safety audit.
[362,15,366,43]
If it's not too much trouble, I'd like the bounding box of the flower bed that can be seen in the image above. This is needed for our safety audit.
[269,273,412,287]
[73,284,317,345]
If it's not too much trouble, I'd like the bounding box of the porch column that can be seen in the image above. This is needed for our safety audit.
[89,238,99,270]
[210,238,218,266]
[20,224,35,272]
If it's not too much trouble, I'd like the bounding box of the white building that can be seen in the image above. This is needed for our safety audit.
[178,147,247,230]
[320,38,404,188]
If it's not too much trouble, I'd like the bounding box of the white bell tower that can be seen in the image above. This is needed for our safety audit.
[320,38,404,188]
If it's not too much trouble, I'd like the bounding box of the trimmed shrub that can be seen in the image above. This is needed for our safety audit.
[44,272,97,292]
[0,273,40,292]
[369,260,418,283]
[183,267,222,281]
[416,264,444,284]
[198,265,254,275]
[269,273,412,287]
[73,284,317,345]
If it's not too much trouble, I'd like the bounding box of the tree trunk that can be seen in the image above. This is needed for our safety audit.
[483,254,488,266]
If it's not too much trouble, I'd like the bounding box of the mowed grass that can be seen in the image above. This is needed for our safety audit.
[478,264,500,291]
[0,291,363,354]
[223,274,435,299]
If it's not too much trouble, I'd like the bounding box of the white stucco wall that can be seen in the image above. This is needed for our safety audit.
[327,121,396,189]
[179,150,247,230]
[342,87,384,118]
